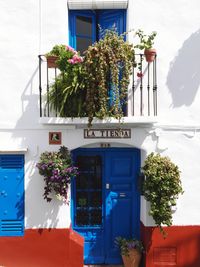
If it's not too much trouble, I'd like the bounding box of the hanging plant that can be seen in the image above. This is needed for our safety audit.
[36,146,78,202]
[142,153,183,237]
[84,30,135,126]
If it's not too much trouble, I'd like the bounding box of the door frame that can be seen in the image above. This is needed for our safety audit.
[71,147,141,264]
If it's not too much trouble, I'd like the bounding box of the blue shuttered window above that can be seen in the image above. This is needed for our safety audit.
[69,9,126,53]
[69,9,127,113]
[0,155,24,236]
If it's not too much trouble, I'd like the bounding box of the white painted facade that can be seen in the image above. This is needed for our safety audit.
[0,0,200,230]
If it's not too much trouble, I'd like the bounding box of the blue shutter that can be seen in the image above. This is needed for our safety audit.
[0,155,24,236]
[69,10,96,52]
[98,10,126,38]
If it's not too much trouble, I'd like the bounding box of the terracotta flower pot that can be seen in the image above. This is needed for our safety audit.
[144,48,156,63]
[122,249,142,267]
[46,55,59,68]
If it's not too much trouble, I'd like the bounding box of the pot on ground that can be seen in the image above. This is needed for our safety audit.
[122,249,142,267]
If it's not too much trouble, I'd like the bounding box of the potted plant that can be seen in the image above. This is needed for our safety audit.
[115,237,144,267]
[36,146,78,202]
[142,153,183,237]
[45,44,83,69]
[135,29,157,62]
[46,44,86,117]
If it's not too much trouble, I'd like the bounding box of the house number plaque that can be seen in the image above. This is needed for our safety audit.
[84,129,131,139]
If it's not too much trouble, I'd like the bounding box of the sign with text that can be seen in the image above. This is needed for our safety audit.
[84,129,131,139]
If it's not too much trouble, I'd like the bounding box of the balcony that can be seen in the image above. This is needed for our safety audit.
[38,53,157,127]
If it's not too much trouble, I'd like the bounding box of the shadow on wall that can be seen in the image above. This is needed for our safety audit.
[16,66,40,128]
[11,65,61,229]
[167,29,200,107]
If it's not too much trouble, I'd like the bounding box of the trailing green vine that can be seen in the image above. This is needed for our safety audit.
[142,153,183,237]
[84,30,135,126]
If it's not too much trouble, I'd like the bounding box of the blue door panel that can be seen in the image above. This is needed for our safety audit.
[104,150,140,264]
[72,148,140,265]
[78,228,104,264]
[0,155,24,236]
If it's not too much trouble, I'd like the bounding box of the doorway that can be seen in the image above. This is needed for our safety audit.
[71,148,141,264]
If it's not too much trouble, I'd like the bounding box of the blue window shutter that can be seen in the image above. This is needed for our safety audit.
[69,10,96,52]
[98,10,126,39]
[0,155,24,236]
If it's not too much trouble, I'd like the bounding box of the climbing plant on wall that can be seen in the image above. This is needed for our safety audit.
[142,153,183,237]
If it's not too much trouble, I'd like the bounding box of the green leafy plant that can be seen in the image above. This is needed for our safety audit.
[49,68,86,117]
[142,153,183,237]
[47,45,86,117]
[115,236,144,256]
[84,29,135,126]
[135,29,157,50]
[36,146,78,202]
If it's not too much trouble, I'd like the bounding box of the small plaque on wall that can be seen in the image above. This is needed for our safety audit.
[49,132,62,145]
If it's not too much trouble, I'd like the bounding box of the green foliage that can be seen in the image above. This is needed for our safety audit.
[49,69,87,117]
[135,29,157,50]
[84,30,135,126]
[46,45,86,117]
[142,153,183,237]
[47,33,135,126]
[115,237,144,256]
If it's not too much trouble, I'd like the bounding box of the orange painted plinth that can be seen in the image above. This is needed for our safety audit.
[0,229,84,267]
[141,223,200,267]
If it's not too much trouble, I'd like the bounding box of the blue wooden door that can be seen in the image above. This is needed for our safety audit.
[104,150,140,264]
[0,155,24,236]
[72,148,140,264]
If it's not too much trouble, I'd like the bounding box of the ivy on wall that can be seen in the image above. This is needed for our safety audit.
[142,153,184,237]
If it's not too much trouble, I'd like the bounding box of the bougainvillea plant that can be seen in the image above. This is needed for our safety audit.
[36,146,78,202]
[142,153,183,237]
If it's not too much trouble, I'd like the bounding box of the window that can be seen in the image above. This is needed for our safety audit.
[69,9,127,114]
[69,10,126,54]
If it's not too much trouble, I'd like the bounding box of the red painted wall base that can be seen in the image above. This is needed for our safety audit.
[0,229,84,267]
[141,223,200,267]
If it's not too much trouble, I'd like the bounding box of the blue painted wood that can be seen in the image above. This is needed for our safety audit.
[72,148,140,265]
[98,10,126,38]
[0,155,24,236]
[104,150,140,264]
[69,10,96,51]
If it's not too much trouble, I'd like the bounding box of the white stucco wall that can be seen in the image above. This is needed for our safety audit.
[0,0,200,228]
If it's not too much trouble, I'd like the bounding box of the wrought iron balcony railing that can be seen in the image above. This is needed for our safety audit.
[38,54,157,119]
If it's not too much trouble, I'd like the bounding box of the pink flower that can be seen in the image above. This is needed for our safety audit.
[137,72,143,78]
[68,59,75,64]
[65,45,77,54]
[68,55,84,64]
